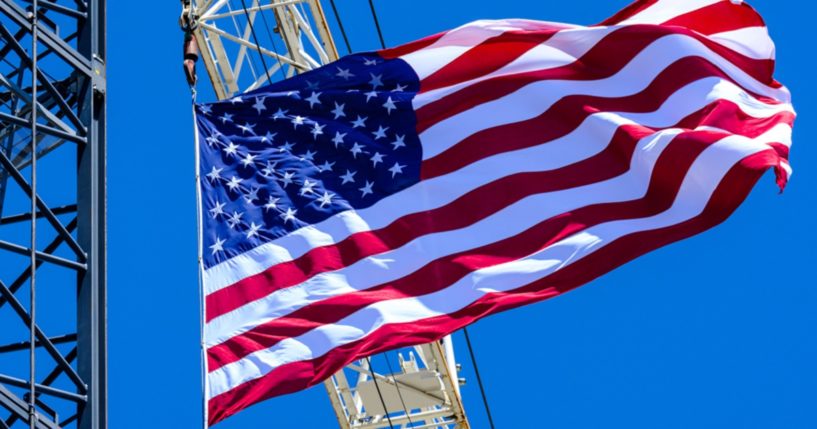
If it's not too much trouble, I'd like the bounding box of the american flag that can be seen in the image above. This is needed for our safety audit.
[195,0,794,424]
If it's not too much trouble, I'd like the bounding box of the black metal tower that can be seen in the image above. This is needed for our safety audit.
[0,0,106,428]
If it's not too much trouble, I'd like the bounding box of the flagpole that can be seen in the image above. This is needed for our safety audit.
[191,88,210,429]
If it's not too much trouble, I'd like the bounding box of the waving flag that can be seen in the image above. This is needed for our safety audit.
[194,0,794,424]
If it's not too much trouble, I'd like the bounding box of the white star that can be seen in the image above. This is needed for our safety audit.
[198,104,212,115]
[244,187,259,203]
[205,135,220,147]
[394,83,407,92]
[246,222,262,239]
[311,122,326,139]
[261,161,277,177]
[305,91,322,108]
[240,153,257,167]
[341,170,357,184]
[305,80,319,90]
[332,132,347,148]
[209,201,226,218]
[252,97,267,114]
[359,181,374,197]
[369,73,384,89]
[389,162,406,178]
[336,67,354,80]
[351,115,367,128]
[278,141,294,152]
[317,191,335,208]
[331,102,346,119]
[220,113,234,124]
[206,166,223,182]
[223,142,240,157]
[350,142,364,158]
[291,115,306,128]
[391,134,406,150]
[238,123,256,136]
[280,171,295,187]
[261,132,277,143]
[264,196,280,212]
[210,237,226,255]
[224,142,239,156]
[372,126,388,140]
[226,176,243,191]
[364,90,378,102]
[318,160,335,172]
[383,97,397,114]
[272,108,288,120]
[300,179,317,196]
[364,58,379,66]
[370,152,385,167]
[229,96,243,104]
[227,211,243,229]
[280,207,298,223]
[299,150,317,162]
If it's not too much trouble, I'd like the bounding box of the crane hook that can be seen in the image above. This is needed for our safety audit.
[179,0,198,32]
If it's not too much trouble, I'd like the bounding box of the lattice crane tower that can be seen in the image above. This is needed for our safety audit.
[183,1,471,427]
[0,0,106,428]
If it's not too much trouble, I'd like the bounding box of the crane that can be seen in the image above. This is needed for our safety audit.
[181,1,472,427]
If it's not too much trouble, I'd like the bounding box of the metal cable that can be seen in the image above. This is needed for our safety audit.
[383,352,414,427]
[255,0,287,80]
[29,2,39,428]
[463,327,496,429]
[367,0,386,49]
[239,0,273,85]
[328,0,352,54]
[226,1,259,82]
[366,357,395,429]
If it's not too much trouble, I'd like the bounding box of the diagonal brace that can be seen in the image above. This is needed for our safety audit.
[0,72,79,137]
[0,279,87,394]
[0,23,86,136]
[0,385,62,429]
[0,333,77,354]
[4,348,77,428]
[0,0,92,77]
[346,363,447,404]
[0,204,77,226]
[0,149,86,261]
[0,111,85,145]
[0,374,86,403]
[0,217,78,309]
[0,238,86,271]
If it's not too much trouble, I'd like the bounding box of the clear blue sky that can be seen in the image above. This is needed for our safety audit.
[106,1,815,427]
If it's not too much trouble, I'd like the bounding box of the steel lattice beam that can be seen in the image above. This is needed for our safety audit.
[0,0,106,428]
[189,0,339,100]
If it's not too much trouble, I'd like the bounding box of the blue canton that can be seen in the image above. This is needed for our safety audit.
[195,53,422,268]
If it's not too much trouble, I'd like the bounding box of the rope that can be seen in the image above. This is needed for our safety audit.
[463,327,496,429]
[384,352,414,427]
[328,0,352,54]
[367,0,386,49]
[239,0,273,84]
[366,357,395,429]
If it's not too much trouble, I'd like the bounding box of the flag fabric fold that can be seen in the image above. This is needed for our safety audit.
[194,0,794,424]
